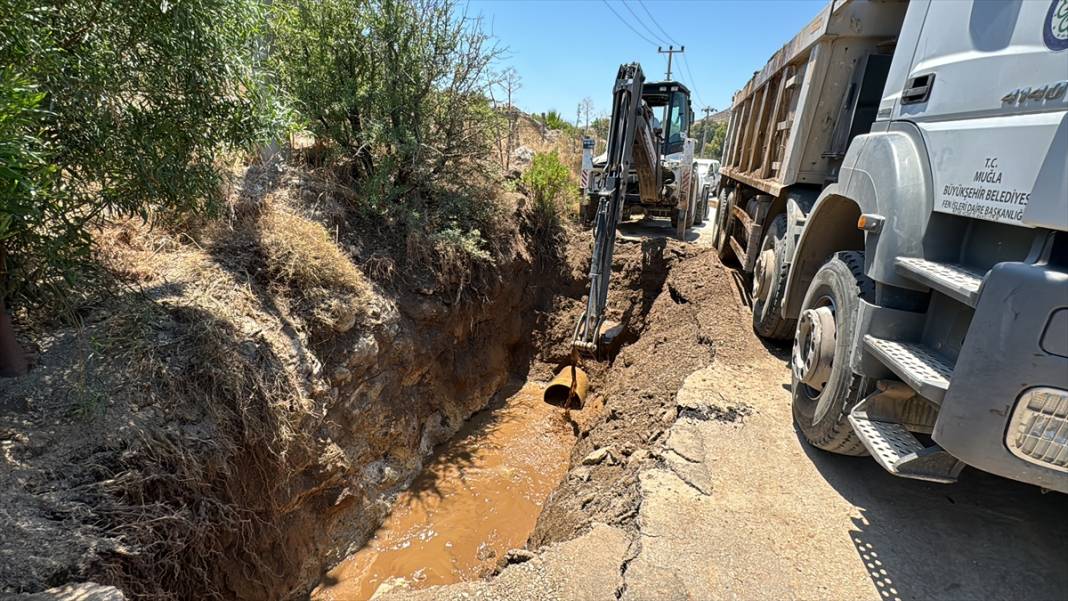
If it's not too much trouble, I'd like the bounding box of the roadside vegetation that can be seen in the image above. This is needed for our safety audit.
[0,0,577,598]
[523,150,578,233]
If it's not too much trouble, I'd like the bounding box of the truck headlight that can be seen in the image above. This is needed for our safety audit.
[1007,387,1068,472]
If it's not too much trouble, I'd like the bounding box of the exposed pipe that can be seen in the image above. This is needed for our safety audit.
[543,366,589,409]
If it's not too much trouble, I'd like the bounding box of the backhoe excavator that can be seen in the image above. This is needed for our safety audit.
[544,63,699,408]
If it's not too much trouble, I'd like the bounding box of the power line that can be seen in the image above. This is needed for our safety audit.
[601,0,658,47]
[680,53,707,107]
[620,0,669,46]
[636,0,680,47]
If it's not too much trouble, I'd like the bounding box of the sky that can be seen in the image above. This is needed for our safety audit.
[468,0,826,120]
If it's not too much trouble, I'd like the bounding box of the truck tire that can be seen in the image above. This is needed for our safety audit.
[716,189,737,264]
[790,251,874,456]
[693,187,707,225]
[685,173,698,230]
[709,186,728,248]
[751,214,796,340]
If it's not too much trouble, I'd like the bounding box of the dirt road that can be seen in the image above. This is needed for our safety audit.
[381,218,1067,601]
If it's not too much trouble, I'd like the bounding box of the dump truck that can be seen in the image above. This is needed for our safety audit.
[712,0,1068,492]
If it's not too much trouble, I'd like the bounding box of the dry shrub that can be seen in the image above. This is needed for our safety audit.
[92,299,310,600]
[259,209,368,293]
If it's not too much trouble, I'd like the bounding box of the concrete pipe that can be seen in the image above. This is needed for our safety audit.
[543,366,589,409]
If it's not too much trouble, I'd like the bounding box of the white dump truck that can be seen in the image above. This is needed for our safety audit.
[712,0,1068,491]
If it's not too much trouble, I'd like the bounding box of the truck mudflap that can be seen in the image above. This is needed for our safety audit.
[933,261,1068,493]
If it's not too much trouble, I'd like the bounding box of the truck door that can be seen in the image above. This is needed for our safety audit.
[891,0,1068,231]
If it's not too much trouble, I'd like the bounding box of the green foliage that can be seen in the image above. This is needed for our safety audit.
[590,116,610,142]
[540,109,573,132]
[523,151,573,228]
[270,0,498,204]
[0,69,63,296]
[0,0,286,307]
[694,119,729,159]
[269,0,505,270]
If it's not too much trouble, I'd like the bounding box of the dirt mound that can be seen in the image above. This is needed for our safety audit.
[530,238,763,547]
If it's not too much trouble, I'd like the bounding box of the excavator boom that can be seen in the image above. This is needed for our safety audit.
[572,63,646,355]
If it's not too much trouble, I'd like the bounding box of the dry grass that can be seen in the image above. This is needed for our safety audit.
[259,209,369,294]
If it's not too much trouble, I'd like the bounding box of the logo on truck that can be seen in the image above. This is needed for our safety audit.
[1046,0,1068,50]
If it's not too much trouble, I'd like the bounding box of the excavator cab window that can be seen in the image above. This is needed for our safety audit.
[664,91,689,151]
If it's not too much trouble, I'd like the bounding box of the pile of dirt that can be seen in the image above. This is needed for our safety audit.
[0,155,580,599]
[529,237,763,547]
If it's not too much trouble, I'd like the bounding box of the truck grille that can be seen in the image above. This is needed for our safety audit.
[1007,388,1068,472]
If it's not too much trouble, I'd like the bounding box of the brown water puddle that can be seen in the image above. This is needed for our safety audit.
[313,382,576,600]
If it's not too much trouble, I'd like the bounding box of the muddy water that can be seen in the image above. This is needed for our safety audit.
[313,382,576,600]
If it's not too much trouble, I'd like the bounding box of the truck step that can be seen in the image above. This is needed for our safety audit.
[863,336,954,404]
[895,257,985,307]
[848,409,964,483]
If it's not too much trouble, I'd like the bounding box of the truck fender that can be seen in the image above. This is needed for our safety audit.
[781,188,864,319]
[838,125,933,290]
[781,124,934,318]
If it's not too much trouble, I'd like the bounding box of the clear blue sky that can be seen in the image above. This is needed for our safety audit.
[468,0,825,120]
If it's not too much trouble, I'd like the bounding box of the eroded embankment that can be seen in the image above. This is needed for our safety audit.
[0,161,585,600]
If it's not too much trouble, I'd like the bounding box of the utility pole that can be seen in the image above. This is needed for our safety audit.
[658,45,684,80]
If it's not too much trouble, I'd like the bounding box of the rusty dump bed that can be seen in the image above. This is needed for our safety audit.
[720,0,908,196]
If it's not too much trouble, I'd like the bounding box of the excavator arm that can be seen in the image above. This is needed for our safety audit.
[572,63,647,355]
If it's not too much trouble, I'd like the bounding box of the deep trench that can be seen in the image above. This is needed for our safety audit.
[296,232,685,600]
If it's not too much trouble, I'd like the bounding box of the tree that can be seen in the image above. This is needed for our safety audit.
[270,0,501,206]
[580,97,595,136]
[0,0,284,371]
[488,67,522,170]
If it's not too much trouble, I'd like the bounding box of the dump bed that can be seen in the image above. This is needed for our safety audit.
[721,0,908,196]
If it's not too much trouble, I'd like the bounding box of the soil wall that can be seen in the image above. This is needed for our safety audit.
[0,165,583,600]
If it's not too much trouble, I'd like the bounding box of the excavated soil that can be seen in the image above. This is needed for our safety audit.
[530,236,749,547]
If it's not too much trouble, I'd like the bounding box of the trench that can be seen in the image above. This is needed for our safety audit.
[311,381,578,600]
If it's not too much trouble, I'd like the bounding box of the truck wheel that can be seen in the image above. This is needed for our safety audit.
[685,175,697,230]
[716,189,737,264]
[790,251,873,456]
[751,214,795,340]
[693,187,707,225]
[709,186,728,247]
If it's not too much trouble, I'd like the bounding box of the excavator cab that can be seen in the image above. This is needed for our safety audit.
[641,81,693,156]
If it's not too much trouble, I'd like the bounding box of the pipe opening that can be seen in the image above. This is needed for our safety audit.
[543,366,589,409]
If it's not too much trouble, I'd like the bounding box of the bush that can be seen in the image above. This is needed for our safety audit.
[269,0,508,286]
[270,0,499,204]
[523,151,574,229]
[0,0,286,309]
[540,109,573,132]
